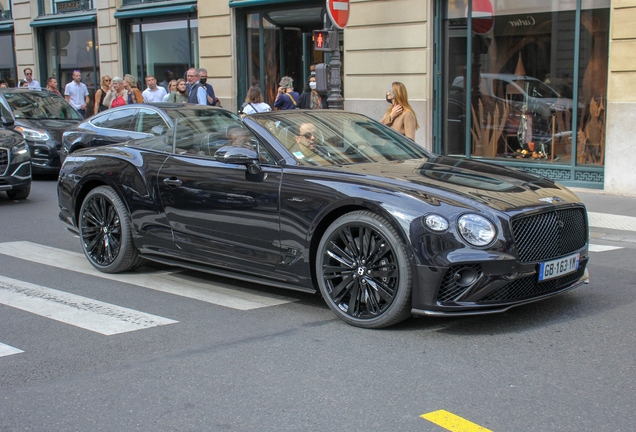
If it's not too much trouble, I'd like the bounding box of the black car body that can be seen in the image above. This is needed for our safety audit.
[57,107,590,328]
[0,127,31,200]
[0,88,83,174]
[61,103,177,161]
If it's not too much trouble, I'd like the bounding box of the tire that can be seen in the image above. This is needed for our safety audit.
[7,185,30,200]
[316,210,412,328]
[79,186,145,273]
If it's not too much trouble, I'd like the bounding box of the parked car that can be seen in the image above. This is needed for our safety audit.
[57,107,590,328]
[0,88,83,174]
[0,107,31,200]
[61,103,182,162]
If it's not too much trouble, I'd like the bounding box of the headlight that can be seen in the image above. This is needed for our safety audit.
[15,126,51,142]
[457,214,496,246]
[424,214,449,231]
[11,142,29,155]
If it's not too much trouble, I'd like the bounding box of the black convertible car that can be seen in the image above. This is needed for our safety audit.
[57,106,590,328]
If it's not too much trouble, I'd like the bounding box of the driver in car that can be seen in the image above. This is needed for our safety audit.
[227,126,252,149]
[290,122,330,164]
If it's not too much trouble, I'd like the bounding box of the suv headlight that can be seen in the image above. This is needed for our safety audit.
[15,126,51,142]
[457,214,496,246]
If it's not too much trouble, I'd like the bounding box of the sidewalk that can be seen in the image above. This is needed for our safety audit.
[571,188,636,245]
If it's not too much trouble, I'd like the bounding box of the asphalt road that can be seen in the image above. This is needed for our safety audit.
[1,178,635,432]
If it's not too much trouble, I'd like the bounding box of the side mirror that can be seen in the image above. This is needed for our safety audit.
[215,146,262,175]
[151,125,165,136]
[1,116,14,127]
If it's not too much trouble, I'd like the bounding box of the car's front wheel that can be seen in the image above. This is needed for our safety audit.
[7,185,30,200]
[316,210,412,328]
[79,186,145,273]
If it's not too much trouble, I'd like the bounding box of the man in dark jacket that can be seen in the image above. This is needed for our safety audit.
[186,68,207,105]
[274,76,300,110]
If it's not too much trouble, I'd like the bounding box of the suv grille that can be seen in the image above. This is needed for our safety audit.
[0,148,8,176]
[511,207,587,263]
[480,259,587,302]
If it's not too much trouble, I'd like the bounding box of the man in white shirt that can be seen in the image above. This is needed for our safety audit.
[64,70,90,118]
[23,68,41,90]
[142,75,167,103]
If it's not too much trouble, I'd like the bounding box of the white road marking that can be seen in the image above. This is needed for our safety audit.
[588,212,636,232]
[0,275,177,335]
[0,342,23,357]
[0,241,295,311]
[589,244,624,252]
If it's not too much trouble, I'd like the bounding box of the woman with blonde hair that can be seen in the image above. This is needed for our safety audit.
[162,79,177,102]
[123,74,143,104]
[380,82,419,140]
[94,75,111,113]
[167,79,188,103]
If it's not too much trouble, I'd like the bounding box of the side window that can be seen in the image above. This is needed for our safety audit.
[102,108,138,131]
[136,108,168,134]
[89,112,112,128]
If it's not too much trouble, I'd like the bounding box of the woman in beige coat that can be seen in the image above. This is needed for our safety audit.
[380,82,419,140]
[103,77,129,109]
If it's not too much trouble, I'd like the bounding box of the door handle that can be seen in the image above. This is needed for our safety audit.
[163,177,183,187]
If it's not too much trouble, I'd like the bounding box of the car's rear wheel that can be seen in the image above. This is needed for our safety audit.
[79,186,145,273]
[7,185,30,200]
[316,210,412,328]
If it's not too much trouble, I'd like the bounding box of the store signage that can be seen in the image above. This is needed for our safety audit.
[508,16,537,27]
[56,0,83,13]
[327,0,349,30]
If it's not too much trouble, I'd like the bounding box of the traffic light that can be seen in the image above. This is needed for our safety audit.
[314,63,329,95]
[313,30,331,51]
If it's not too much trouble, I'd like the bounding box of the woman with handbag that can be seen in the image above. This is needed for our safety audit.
[240,86,272,116]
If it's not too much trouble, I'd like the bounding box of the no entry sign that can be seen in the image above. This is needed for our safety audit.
[471,0,494,35]
[327,0,350,29]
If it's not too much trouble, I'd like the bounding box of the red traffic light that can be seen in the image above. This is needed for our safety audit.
[313,30,331,51]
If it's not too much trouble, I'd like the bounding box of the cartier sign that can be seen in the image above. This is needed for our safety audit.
[508,16,536,27]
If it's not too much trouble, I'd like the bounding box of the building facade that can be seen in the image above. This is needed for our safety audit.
[1,0,634,195]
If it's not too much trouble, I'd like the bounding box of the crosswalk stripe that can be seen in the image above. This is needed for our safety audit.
[0,275,178,335]
[588,212,636,232]
[589,244,624,252]
[0,342,24,358]
[0,241,295,311]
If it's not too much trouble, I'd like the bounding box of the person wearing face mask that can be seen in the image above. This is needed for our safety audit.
[197,68,218,106]
[299,74,328,110]
[380,82,419,140]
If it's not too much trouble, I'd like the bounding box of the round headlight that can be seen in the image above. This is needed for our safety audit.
[424,214,449,231]
[457,214,496,246]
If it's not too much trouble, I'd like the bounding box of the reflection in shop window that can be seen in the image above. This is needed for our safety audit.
[443,1,609,167]
[0,0,11,20]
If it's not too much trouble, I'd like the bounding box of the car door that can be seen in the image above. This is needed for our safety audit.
[157,135,283,278]
[88,107,146,146]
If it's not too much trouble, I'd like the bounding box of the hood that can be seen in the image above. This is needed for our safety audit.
[327,156,580,213]
[0,130,23,150]
[15,118,81,143]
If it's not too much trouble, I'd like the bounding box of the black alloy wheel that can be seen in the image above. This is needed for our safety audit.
[79,186,145,273]
[316,210,412,328]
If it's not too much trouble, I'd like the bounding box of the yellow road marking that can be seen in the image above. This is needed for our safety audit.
[420,410,493,432]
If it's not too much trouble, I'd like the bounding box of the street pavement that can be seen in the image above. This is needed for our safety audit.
[1,180,636,431]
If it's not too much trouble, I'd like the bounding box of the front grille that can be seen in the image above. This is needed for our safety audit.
[0,148,8,176]
[480,259,587,303]
[438,264,482,302]
[511,207,587,263]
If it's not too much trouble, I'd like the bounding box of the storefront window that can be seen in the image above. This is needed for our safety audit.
[0,32,16,86]
[128,17,198,89]
[443,0,609,167]
[39,0,93,15]
[44,26,99,113]
[1,0,12,20]
[246,13,280,106]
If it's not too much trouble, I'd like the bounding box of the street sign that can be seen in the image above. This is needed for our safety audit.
[470,0,494,35]
[313,30,331,51]
[327,0,350,30]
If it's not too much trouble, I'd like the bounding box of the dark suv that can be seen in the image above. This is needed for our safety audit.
[0,88,82,174]
[0,107,31,200]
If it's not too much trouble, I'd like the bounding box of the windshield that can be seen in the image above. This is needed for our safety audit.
[250,111,429,166]
[3,91,83,120]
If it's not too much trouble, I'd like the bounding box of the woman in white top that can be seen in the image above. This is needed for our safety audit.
[241,86,272,115]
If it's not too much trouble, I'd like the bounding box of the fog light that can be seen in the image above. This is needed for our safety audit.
[34,148,41,155]
[453,267,479,287]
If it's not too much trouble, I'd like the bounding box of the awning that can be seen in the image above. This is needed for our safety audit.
[114,1,197,19]
[230,0,307,8]
[0,21,14,31]
[30,11,96,28]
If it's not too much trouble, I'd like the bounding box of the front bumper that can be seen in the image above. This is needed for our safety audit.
[28,139,61,173]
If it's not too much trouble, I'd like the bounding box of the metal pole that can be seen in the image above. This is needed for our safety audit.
[327,27,344,110]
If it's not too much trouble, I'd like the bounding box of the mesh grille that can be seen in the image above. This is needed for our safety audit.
[437,264,482,302]
[511,208,587,263]
[0,149,8,176]
[480,260,587,303]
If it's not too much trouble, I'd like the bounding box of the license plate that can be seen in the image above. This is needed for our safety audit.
[538,253,580,281]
